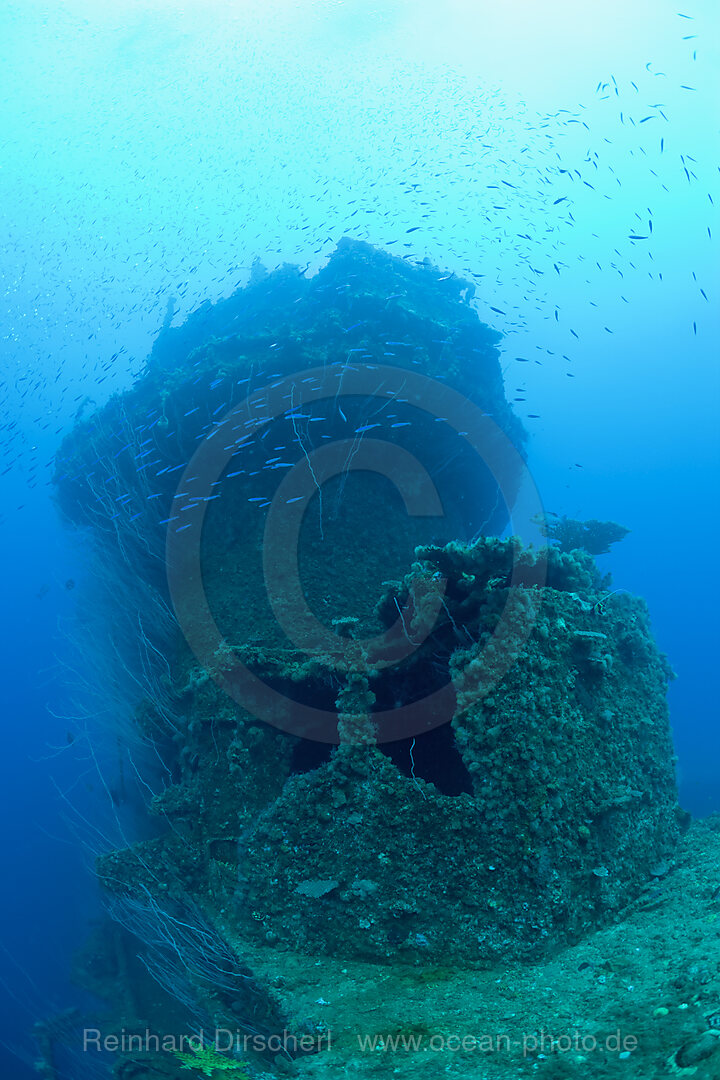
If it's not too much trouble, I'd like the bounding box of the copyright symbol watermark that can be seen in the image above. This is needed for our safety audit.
[166,363,546,743]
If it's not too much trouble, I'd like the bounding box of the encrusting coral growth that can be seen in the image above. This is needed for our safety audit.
[537,514,631,556]
[53,241,686,1078]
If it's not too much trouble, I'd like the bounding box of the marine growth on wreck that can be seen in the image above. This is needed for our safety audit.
[53,240,683,1076]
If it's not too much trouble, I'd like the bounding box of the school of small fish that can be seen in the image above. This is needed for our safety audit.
[0,9,715,526]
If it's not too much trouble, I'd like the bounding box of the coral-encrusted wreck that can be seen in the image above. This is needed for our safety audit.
[55,240,683,1070]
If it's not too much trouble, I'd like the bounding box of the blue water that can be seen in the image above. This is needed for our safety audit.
[0,2,718,1076]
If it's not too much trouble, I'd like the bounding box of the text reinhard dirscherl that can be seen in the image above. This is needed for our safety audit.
[82,1027,640,1059]
[82,1029,330,1056]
